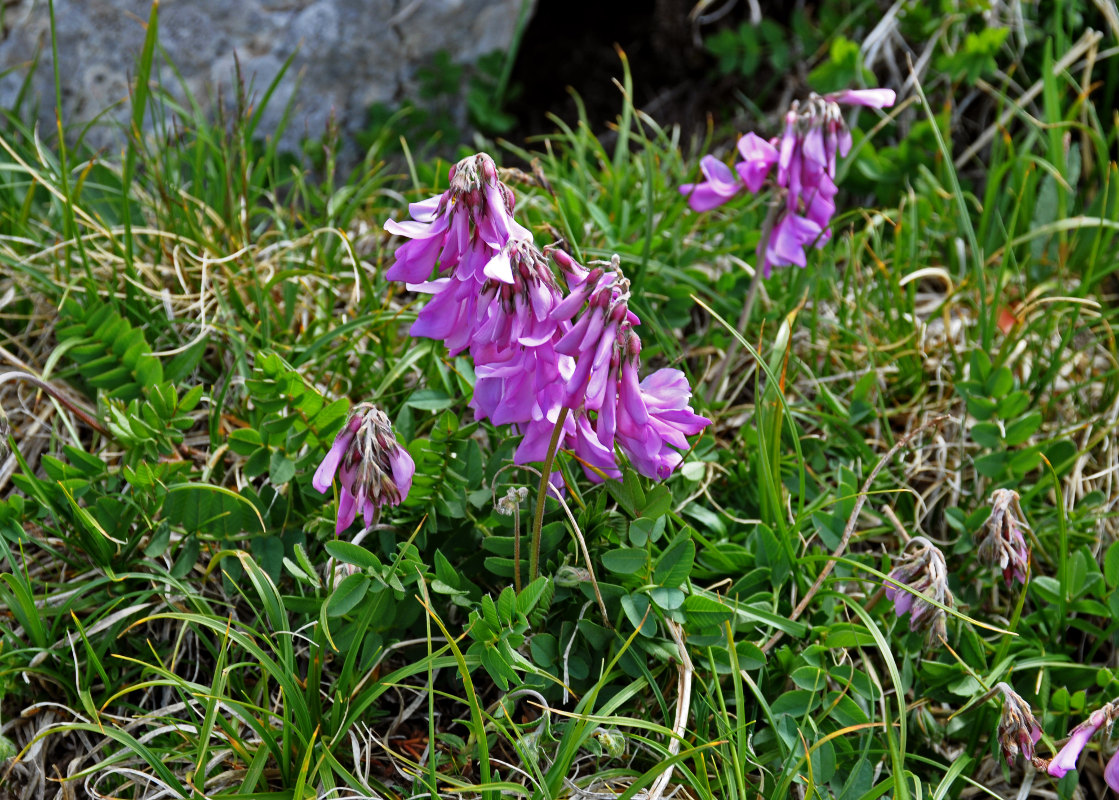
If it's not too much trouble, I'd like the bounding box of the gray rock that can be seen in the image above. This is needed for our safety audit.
[0,0,532,158]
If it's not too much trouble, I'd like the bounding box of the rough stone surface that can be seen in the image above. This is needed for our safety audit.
[0,0,530,157]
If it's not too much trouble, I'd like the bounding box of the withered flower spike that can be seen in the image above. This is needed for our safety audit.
[990,682,1043,765]
[885,536,954,647]
[976,488,1030,585]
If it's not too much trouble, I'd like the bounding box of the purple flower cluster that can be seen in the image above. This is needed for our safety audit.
[976,488,1030,585]
[383,153,710,483]
[1046,701,1119,790]
[885,536,952,645]
[680,88,896,277]
[313,403,415,534]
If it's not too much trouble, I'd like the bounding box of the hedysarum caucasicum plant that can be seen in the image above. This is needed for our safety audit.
[680,88,896,277]
[382,152,710,484]
[313,403,415,534]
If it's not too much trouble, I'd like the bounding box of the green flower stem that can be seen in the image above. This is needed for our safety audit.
[529,406,570,581]
[512,501,522,594]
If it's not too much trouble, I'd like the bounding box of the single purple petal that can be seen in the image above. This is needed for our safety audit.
[456,240,495,283]
[656,407,711,436]
[578,309,607,353]
[597,377,618,448]
[802,127,828,168]
[769,213,822,269]
[555,314,592,356]
[777,111,798,183]
[484,250,514,284]
[831,88,897,108]
[679,182,737,212]
[384,231,446,283]
[1048,721,1103,777]
[767,216,807,269]
[477,183,532,247]
[893,589,915,616]
[552,287,592,323]
[515,414,574,464]
[640,368,692,411]
[527,280,553,322]
[407,195,443,222]
[313,429,354,493]
[336,486,358,534]
[390,447,415,503]
[698,154,738,186]
[735,132,778,192]
[572,414,620,482]
[620,359,650,426]
[384,218,438,239]
[440,209,471,273]
[1105,749,1119,791]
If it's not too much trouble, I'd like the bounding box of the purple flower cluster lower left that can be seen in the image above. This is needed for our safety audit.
[312,403,415,534]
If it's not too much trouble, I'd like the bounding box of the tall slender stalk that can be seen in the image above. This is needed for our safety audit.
[529,407,570,581]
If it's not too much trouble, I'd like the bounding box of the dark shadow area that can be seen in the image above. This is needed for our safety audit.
[508,0,732,143]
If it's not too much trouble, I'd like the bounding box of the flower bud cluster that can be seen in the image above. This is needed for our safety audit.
[989,682,1043,766]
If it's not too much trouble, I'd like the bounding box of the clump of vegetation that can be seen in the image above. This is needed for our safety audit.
[0,2,1118,799]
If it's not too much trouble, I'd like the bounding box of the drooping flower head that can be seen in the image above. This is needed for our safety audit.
[976,488,1030,585]
[1047,702,1118,779]
[386,155,571,433]
[885,535,953,645]
[383,152,530,285]
[985,682,1043,766]
[312,403,415,534]
[680,87,896,277]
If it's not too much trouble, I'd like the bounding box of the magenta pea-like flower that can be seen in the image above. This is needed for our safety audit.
[976,488,1030,585]
[1106,748,1119,791]
[313,403,415,534]
[383,153,531,285]
[680,87,896,277]
[1047,702,1118,781]
[546,249,710,481]
[678,155,745,212]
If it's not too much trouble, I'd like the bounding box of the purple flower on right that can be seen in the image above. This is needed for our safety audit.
[680,88,896,277]
[1045,701,1119,791]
